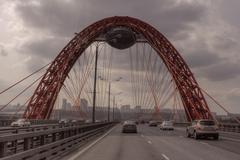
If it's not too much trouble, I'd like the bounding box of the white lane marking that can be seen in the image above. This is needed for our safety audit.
[147,140,152,144]
[161,153,170,160]
[141,134,145,137]
[68,126,116,160]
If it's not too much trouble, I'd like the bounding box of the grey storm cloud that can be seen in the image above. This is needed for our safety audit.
[1,0,240,113]
[15,0,209,74]
[21,37,68,60]
[15,0,207,37]
[212,36,238,51]
[0,45,8,57]
[26,56,47,73]
[201,62,240,81]
[185,50,224,68]
[217,0,240,28]
[14,0,240,84]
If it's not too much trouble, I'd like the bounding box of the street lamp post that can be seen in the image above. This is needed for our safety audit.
[92,44,99,123]
[112,96,115,121]
[108,82,111,122]
[99,76,122,122]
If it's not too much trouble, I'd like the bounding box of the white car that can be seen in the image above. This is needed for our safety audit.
[11,119,31,127]
[160,121,174,130]
[85,119,92,123]
[58,119,70,126]
[186,119,219,140]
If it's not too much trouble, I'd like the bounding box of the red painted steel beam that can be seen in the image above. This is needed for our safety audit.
[23,16,213,121]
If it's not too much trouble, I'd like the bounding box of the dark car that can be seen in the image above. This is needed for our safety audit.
[186,119,219,140]
[122,121,137,133]
[149,120,158,127]
[140,120,145,124]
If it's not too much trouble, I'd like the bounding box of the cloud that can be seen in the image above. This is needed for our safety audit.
[15,0,207,38]
[0,0,239,114]
[200,62,240,81]
[212,36,238,51]
[0,45,8,57]
[185,50,223,68]
[14,0,210,74]
[25,56,47,73]
[217,0,240,28]
[227,88,240,102]
[21,37,68,60]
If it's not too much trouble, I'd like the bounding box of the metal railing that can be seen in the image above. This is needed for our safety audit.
[0,119,58,127]
[0,122,87,135]
[0,122,115,159]
[218,123,240,133]
[173,122,240,133]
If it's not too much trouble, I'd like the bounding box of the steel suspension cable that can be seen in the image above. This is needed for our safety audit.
[0,74,44,111]
[0,62,51,95]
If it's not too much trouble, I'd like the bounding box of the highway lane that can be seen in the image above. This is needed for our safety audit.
[174,127,240,155]
[66,124,240,160]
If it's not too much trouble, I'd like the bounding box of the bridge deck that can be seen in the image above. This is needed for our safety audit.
[63,124,240,160]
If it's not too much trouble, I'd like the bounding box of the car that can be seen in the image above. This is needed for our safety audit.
[149,120,158,127]
[95,120,101,123]
[140,120,145,124]
[11,119,31,127]
[70,119,78,124]
[186,119,219,140]
[122,121,137,133]
[58,119,70,126]
[85,119,92,123]
[160,121,174,130]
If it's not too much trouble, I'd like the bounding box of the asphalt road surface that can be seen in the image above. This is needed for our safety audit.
[64,124,240,160]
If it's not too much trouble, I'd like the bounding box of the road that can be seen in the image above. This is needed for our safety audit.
[64,124,240,160]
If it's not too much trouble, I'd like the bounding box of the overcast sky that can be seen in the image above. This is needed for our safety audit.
[0,0,240,114]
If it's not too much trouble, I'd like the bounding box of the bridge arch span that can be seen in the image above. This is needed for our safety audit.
[24,16,212,121]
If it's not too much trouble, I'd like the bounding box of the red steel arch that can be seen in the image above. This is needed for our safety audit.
[23,16,213,121]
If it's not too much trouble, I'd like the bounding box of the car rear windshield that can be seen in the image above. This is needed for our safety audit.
[165,122,173,125]
[200,121,215,125]
[17,119,25,122]
[125,124,136,127]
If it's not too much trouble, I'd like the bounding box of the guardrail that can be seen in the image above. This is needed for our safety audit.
[0,122,115,159]
[0,122,87,135]
[0,119,58,127]
[218,123,240,133]
[173,122,240,133]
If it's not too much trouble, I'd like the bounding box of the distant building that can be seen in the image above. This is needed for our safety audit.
[80,98,88,111]
[135,105,141,112]
[67,102,71,110]
[121,105,131,112]
[62,98,67,110]
[211,112,217,117]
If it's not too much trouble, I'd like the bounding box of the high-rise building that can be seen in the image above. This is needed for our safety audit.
[67,102,71,110]
[121,105,131,112]
[135,105,141,112]
[62,98,67,110]
[80,98,88,111]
